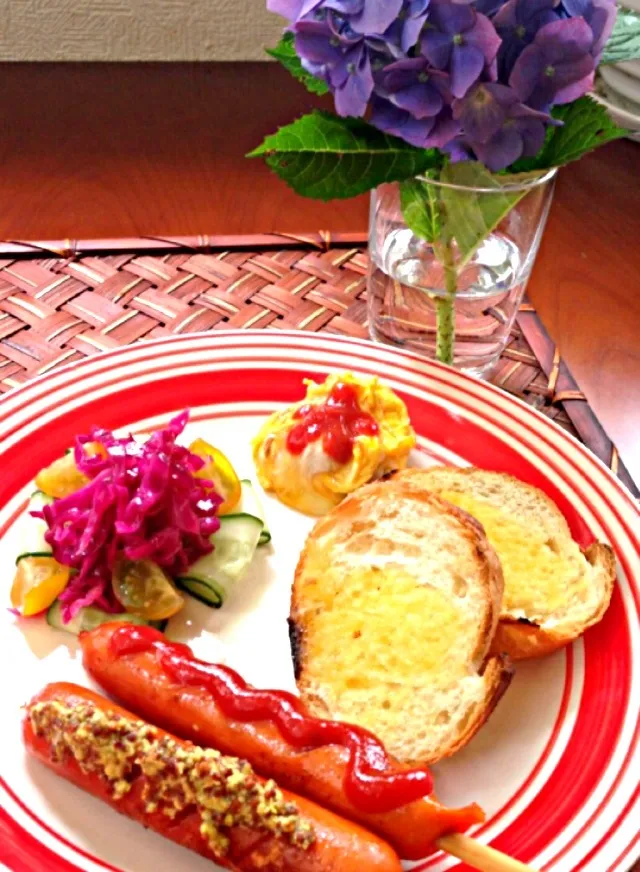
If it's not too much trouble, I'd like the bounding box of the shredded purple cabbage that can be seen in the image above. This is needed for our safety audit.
[36,411,222,622]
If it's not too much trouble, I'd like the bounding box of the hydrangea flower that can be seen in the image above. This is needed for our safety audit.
[267,0,322,20]
[454,82,553,169]
[372,97,460,147]
[493,0,560,78]
[509,17,596,109]
[420,0,501,98]
[378,57,451,118]
[474,0,507,15]
[270,0,618,172]
[294,16,377,115]
[384,0,433,53]
[560,0,617,61]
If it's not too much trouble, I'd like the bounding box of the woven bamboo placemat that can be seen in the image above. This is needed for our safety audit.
[0,231,636,497]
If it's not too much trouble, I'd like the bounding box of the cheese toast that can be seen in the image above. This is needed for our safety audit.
[289,477,512,765]
[391,467,616,660]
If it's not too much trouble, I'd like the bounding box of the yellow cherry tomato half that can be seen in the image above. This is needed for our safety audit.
[11,556,71,617]
[112,559,184,621]
[189,438,241,515]
[35,442,106,499]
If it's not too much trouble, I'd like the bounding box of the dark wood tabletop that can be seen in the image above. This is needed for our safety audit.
[1,61,639,486]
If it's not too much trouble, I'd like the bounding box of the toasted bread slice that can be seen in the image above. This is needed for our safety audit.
[289,478,512,766]
[390,467,616,660]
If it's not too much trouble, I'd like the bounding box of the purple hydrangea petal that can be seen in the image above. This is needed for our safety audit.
[444,136,474,162]
[268,0,322,19]
[509,16,596,107]
[370,97,437,146]
[495,0,559,32]
[349,0,404,35]
[589,1,617,57]
[473,126,525,170]
[537,18,595,63]
[494,0,561,78]
[393,83,444,117]
[327,12,363,44]
[552,66,595,103]
[300,57,329,79]
[453,82,513,142]
[509,44,545,102]
[562,0,588,13]
[493,0,518,30]
[382,55,425,86]
[425,109,462,147]
[322,0,363,14]
[421,29,453,68]
[517,117,548,156]
[380,57,451,118]
[450,43,486,98]
[268,0,306,18]
[429,0,476,35]
[295,21,345,64]
[475,0,507,14]
[400,1,432,51]
[465,12,502,66]
[333,46,374,114]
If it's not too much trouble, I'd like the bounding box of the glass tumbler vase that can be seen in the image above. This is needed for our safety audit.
[367,169,557,378]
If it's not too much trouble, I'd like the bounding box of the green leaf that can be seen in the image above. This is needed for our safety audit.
[541,96,626,167]
[266,33,329,95]
[248,111,442,201]
[439,162,546,264]
[601,9,640,65]
[509,95,627,172]
[399,172,443,243]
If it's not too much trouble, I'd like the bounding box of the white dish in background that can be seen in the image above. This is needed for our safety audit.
[616,59,640,82]
[600,63,640,107]
[594,76,640,142]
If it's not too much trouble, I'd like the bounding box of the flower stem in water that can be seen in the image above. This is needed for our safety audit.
[434,239,457,365]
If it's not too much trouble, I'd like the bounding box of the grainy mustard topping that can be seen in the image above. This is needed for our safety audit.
[29,700,315,856]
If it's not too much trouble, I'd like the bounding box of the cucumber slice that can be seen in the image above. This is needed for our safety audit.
[176,513,263,607]
[46,600,167,635]
[15,492,54,563]
[16,551,55,565]
[175,577,224,608]
[236,479,271,545]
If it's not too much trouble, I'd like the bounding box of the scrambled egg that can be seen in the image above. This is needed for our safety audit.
[252,372,416,515]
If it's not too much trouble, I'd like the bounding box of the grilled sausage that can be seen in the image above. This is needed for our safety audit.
[24,682,403,872]
[81,623,483,860]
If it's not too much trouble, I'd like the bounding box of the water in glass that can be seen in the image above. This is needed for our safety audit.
[369,224,526,378]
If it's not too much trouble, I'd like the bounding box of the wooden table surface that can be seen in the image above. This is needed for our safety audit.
[1,61,639,486]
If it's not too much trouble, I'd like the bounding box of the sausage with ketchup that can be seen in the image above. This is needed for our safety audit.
[81,623,483,860]
[24,682,403,872]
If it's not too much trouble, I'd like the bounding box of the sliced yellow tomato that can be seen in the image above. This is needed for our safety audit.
[112,559,184,621]
[35,442,106,499]
[11,556,70,616]
[189,438,241,515]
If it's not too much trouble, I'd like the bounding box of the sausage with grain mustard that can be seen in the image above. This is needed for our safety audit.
[24,682,403,872]
[81,623,484,860]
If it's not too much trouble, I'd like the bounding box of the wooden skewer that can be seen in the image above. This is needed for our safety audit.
[437,833,538,872]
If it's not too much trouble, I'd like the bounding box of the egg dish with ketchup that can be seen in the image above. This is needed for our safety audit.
[252,372,416,515]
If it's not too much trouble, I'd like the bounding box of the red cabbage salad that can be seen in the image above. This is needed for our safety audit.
[35,411,223,622]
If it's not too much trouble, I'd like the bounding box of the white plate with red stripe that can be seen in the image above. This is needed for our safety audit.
[0,331,638,872]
